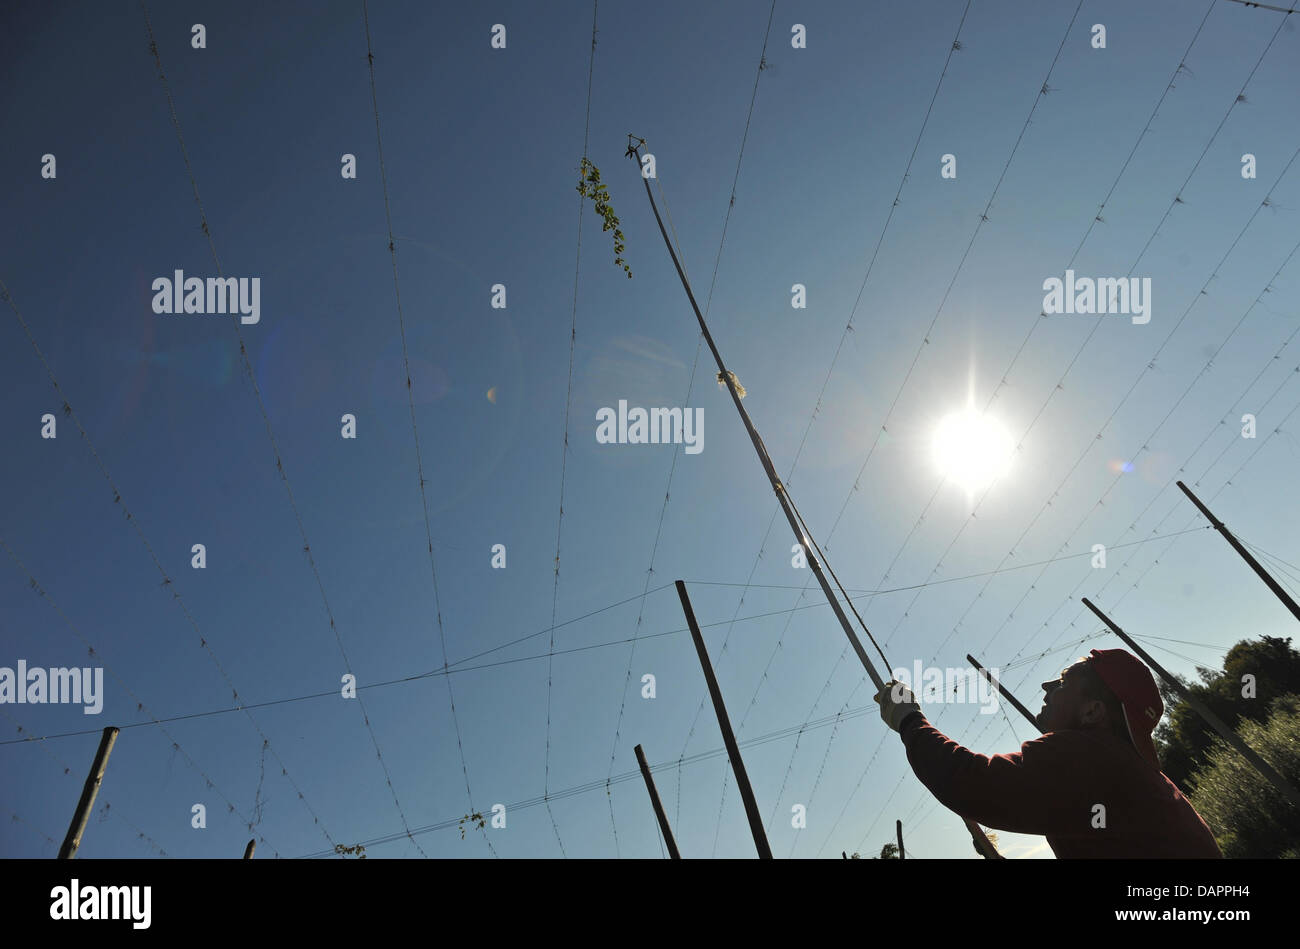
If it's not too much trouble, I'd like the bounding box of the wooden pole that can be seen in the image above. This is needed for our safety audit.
[58,726,118,859]
[968,654,1042,732]
[1176,481,1300,625]
[634,744,681,859]
[895,819,905,859]
[1081,596,1300,809]
[676,580,773,858]
[243,839,256,859]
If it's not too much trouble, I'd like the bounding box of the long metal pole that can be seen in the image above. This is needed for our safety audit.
[243,839,256,859]
[633,143,886,694]
[634,744,681,859]
[1081,597,1300,808]
[968,654,1042,732]
[58,726,118,859]
[895,819,905,860]
[676,580,773,858]
[1176,480,1300,625]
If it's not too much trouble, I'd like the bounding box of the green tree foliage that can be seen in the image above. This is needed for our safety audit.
[874,842,900,859]
[576,157,631,278]
[334,842,367,859]
[1154,636,1300,792]
[1188,693,1300,858]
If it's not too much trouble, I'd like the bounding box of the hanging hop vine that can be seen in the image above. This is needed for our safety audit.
[577,157,631,278]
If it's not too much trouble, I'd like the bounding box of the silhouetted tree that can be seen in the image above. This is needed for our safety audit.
[1153,636,1300,792]
[1188,693,1300,858]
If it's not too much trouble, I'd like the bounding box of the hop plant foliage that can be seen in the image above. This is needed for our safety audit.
[458,811,486,839]
[577,157,631,278]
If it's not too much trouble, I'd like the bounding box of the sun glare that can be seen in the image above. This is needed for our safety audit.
[932,408,1014,494]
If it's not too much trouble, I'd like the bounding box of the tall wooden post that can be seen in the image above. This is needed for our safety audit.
[895,819,905,860]
[243,839,256,859]
[58,726,118,859]
[1081,597,1300,809]
[634,744,681,859]
[676,580,773,858]
[1177,481,1300,625]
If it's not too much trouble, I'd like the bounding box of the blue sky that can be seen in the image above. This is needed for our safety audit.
[2,0,1299,860]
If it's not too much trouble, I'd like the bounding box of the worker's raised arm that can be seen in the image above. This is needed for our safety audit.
[874,680,1097,837]
[897,713,1102,836]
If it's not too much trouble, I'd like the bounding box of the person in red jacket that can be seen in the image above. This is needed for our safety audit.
[874,648,1222,858]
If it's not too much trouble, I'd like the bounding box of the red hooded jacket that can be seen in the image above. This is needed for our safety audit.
[899,713,1222,858]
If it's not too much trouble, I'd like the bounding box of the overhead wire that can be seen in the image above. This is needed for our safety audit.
[563,0,784,847]
[1000,232,1300,683]
[898,380,1300,837]
[139,0,420,857]
[913,0,1268,674]
[545,0,602,862]
[0,534,281,855]
[1,707,169,857]
[676,0,783,851]
[297,693,884,858]
[3,527,1206,749]
[2,270,328,854]
[959,143,1300,674]
[588,0,783,846]
[906,416,1300,839]
[869,0,1229,679]
[791,0,1253,845]
[869,25,1300,784]
[765,0,1089,858]
[8,812,57,851]
[1012,317,1300,678]
[699,0,978,854]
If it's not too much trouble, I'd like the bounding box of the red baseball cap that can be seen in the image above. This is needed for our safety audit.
[1088,648,1163,768]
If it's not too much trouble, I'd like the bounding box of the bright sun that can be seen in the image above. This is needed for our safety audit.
[932,408,1014,494]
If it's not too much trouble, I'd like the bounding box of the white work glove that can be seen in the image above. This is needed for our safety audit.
[874,680,922,733]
